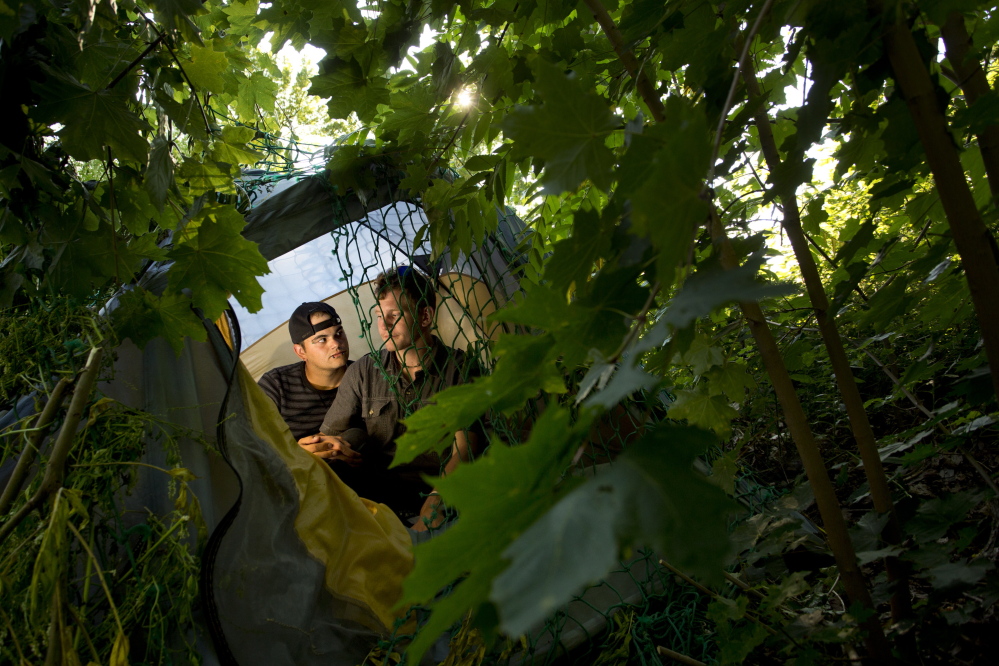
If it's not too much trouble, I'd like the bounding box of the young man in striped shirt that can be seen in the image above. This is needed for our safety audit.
[258,302,360,465]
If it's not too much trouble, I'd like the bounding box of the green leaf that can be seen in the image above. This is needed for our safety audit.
[617,97,711,283]
[401,406,590,662]
[834,218,876,265]
[668,387,738,437]
[29,489,78,625]
[112,289,207,355]
[32,70,150,162]
[544,209,606,292]
[491,425,737,636]
[925,559,993,590]
[857,277,910,332]
[501,61,617,193]
[581,356,660,409]
[327,145,379,192]
[155,88,210,142]
[636,257,796,355]
[235,71,278,120]
[464,154,502,172]
[491,285,630,368]
[211,126,264,166]
[221,0,260,34]
[146,0,206,44]
[708,362,755,400]
[166,204,269,319]
[184,45,230,95]
[711,450,739,494]
[683,335,725,374]
[145,136,174,212]
[178,158,236,194]
[310,58,390,122]
[905,491,985,544]
[393,333,565,466]
[380,85,438,139]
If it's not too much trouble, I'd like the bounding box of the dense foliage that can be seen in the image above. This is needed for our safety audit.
[3,0,999,664]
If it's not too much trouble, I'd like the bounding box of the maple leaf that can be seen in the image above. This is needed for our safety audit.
[113,289,208,355]
[166,204,269,319]
[493,425,737,636]
[502,60,618,193]
[32,70,150,162]
[309,58,389,122]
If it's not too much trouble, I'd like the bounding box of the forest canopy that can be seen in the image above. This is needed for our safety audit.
[2,0,999,664]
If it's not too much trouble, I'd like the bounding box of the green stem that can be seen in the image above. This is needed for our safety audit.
[66,520,125,635]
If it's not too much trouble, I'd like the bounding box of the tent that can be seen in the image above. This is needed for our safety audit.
[1,163,736,666]
[119,171,526,665]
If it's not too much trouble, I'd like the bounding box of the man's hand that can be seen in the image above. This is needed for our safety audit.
[412,492,445,532]
[297,434,362,466]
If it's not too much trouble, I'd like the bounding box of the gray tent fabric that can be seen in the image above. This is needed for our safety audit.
[242,176,399,261]
[102,310,388,665]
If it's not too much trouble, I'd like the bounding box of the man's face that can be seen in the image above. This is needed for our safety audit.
[376,288,430,351]
[294,312,349,371]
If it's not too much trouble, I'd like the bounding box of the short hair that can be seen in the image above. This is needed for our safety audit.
[374,266,436,310]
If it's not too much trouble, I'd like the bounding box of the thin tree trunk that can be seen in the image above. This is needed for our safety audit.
[708,212,893,661]
[740,56,914,625]
[873,0,999,404]
[941,11,999,200]
[584,1,893,660]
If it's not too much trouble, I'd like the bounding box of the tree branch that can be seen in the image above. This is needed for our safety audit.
[0,378,71,517]
[582,0,665,123]
[873,0,999,405]
[740,52,913,627]
[106,34,166,90]
[941,11,999,200]
[708,209,893,662]
[0,348,103,548]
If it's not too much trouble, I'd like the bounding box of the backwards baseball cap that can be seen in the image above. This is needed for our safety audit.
[289,302,342,344]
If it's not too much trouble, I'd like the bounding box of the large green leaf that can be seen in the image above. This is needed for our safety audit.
[178,158,236,194]
[392,333,565,466]
[113,289,208,355]
[31,70,150,162]
[491,286,631,368]
[491,425,738,636]
[166,204,269,319]
[184,45,231,95]
[309,58,390,122]
[401,406,592,662]
[543,209,608,292]
[235,71,278,120]
[905,491,985,544]
[617,97,711,284]
[502,60,617,193]
[145,136,174,213]
[668,387,739,436]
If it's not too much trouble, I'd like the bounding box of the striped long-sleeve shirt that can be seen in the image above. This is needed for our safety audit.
[257,361,352,440]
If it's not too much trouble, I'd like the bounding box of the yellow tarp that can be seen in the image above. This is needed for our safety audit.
[239,366,414,632]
